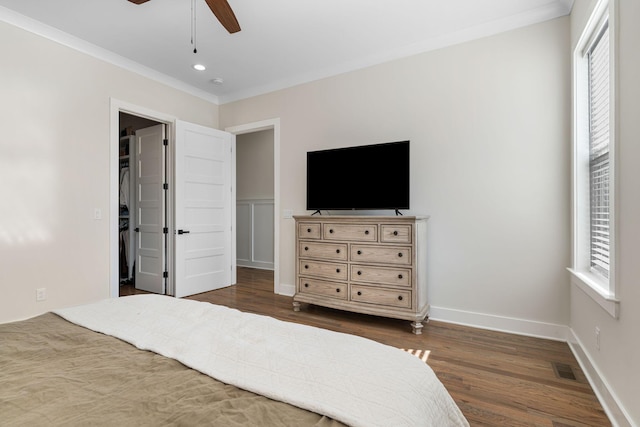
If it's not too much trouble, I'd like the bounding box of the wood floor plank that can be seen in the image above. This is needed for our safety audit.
[121,267,611,426]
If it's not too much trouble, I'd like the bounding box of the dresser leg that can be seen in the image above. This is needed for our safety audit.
[411,321,423,335]
[293,301,301,312]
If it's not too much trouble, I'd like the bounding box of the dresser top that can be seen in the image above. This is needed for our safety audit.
[294,215,429,221]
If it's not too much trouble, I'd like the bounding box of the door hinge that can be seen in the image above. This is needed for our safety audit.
[163,227,169,234]
[163,139,168,146]
[163,183,168,190]
[163,271,168,278]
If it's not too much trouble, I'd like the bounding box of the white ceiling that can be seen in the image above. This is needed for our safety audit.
[0,0,573,104]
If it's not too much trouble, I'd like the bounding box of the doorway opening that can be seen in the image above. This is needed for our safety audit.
[235,129,275,271]
[110,99,177,299]
[226,119,282,295]
[118,112,165,296]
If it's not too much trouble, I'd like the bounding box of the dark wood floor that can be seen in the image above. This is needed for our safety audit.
[121,268,611,427]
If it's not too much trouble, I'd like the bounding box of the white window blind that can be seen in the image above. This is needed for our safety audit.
[588,23,610,279]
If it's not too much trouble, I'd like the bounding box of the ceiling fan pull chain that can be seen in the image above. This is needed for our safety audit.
[191,0,198,54]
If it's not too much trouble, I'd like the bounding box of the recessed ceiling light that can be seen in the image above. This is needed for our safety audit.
[193,64,206,71]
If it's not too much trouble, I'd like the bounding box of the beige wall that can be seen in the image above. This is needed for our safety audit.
[221,17,572,329]
[2,5,637,424]
[236,130,274,200]
[570,1,640,424]
[0,21,218,323]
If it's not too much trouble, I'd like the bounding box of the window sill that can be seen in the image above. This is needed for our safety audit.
[568,268,619,318]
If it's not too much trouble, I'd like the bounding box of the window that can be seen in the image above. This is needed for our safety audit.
[587,23,610,280]
[571,0,618,317]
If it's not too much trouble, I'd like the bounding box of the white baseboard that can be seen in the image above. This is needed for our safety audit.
[429,306,570,341]
[276,282,295,297]
[237,263,274,270]
[567,331,634,427]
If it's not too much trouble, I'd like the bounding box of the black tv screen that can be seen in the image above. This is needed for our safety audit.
[306,141,410,211]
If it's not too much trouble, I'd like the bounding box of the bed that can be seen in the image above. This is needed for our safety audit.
[0,295,468,426]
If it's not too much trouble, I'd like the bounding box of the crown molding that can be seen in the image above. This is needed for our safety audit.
[1,2,573,106]
[218,0,574,104]
[0,5,219,105]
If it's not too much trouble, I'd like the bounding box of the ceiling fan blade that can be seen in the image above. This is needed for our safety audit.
[204,0,241,34]
[127,0,151,4]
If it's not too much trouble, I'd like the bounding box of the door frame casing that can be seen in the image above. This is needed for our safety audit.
[225,118,281,295]
[109,98,176,298]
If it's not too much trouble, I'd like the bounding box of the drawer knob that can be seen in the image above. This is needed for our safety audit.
[336,268,341,273]
[357,271,362,276]
[398,274,403,279]
[398,295,403,301]
[336,249,340,254]
[364,230,370,235]
[336,288,341,293]
[307,228,311,233]
[357,250,362,255]
[398,252,403,258]
[304,246,309,251]
[304,265,309,269]
[304,283,309,288]
[357,291,362,296]
[329,229,334,233]
[393,230,398,236]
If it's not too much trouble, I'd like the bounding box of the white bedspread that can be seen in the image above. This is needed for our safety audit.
[55,295,468,427]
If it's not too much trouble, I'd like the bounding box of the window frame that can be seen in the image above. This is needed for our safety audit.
[570,0,619,318]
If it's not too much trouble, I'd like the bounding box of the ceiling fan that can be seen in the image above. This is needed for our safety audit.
[127,0,241,34]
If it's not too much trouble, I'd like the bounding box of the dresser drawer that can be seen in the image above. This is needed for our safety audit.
[351,265,411,287]
[299,260,348,281]
[298,223,321,239]
[380,224,412,243]
[299,278,347,300]
[351,285,411,309]
[351,245,412,265]
[299,241,348,261]
[323,224,377,242]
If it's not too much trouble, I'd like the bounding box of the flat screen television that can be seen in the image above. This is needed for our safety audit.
[306,141,410,212]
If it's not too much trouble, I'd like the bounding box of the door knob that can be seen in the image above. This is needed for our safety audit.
[177,229,190,235]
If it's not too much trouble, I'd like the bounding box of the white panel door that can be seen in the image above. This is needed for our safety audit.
[135,124,166,294]
[174,121,233,298]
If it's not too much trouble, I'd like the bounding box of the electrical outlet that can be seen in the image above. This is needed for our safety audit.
[283,209,293,219]
[94,208,102,220]
[36,288,47,302]
[595,327,601,351]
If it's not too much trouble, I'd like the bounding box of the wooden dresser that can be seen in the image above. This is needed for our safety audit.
[293,215,429,334]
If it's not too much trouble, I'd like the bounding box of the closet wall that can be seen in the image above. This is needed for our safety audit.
[236,129,275,270]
